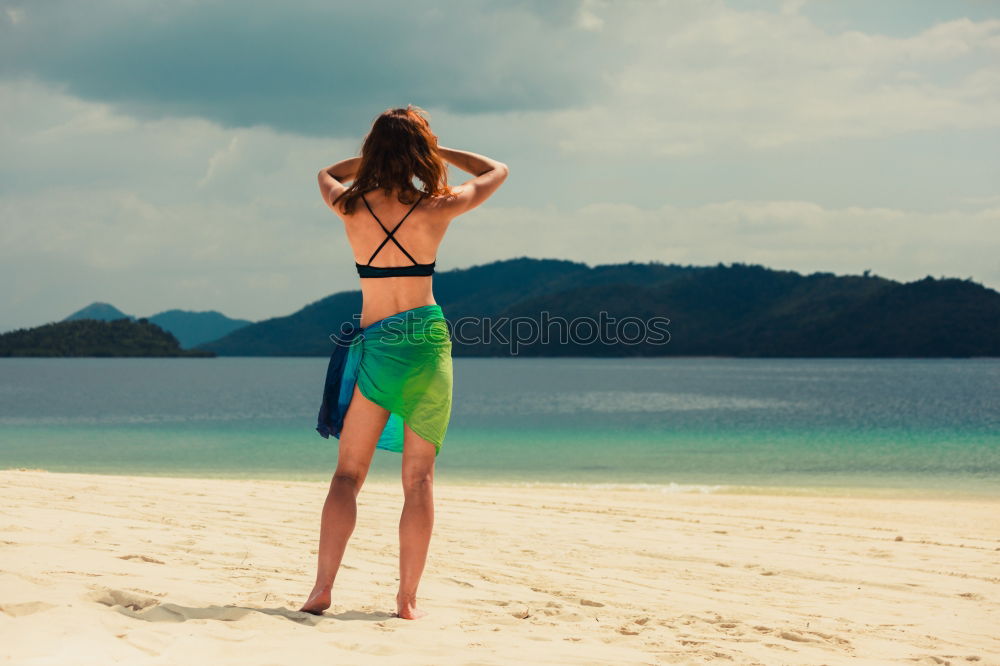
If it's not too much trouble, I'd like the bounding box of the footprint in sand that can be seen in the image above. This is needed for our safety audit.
[754,624,851,648]
[539,601,563,616]
[117,554,165,565]
[779,629,852,647]
[616,616,652,635]
[957,592,984,600]
[762,642,795,652]
[915,656,967,665]
[88,588,161,612]
[0,601,58,617]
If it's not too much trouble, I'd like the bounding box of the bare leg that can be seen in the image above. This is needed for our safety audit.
[396,424,437,620]
[299,385,387,615]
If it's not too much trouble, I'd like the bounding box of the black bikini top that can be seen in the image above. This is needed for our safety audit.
[355,193,435,278]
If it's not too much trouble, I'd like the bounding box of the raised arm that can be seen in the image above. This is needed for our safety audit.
[317,156,361,211]
[437,147,509,215]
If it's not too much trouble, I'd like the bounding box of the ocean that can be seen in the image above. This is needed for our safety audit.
[0,357,997,499]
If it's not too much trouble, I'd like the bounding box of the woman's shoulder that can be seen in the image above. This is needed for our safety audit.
[337,188,456,222]
[377,188,463,216]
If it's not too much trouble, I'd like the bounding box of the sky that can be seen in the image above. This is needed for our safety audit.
[1,0,998,331]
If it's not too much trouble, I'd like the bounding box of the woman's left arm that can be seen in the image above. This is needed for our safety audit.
[317,157,361,211]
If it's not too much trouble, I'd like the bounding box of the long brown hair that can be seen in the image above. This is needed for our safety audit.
[334,105,454,215]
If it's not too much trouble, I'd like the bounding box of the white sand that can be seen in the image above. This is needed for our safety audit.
[0,468,998,665]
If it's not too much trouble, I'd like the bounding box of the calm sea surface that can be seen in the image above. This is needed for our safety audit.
[0,357,997,498]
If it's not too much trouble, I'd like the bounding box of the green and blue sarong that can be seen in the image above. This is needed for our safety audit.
[316,304,453,456]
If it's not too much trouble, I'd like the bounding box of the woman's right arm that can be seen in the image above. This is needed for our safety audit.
[437,147,509,214]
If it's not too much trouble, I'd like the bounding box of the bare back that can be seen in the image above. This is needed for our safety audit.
[319,146,508,327]
[336,189,453,327]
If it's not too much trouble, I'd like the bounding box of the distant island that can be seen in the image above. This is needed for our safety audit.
[194,257,1000,358]
[63,302,253,348]
[9,258,998,358]
[0,318,215,357]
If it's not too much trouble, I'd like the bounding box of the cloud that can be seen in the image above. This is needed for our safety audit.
[780,0,808,17]
[543,7,1000,155]
[3,0,997,155]
[0,0,616,136]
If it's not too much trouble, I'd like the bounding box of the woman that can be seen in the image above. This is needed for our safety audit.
[300,105,508,619]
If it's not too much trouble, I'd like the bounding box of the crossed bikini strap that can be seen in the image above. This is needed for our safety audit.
[361,193,424,266]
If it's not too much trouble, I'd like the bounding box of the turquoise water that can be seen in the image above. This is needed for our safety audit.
[0,357,997,498]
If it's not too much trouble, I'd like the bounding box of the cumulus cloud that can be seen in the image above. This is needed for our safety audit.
[544,6,1000,155]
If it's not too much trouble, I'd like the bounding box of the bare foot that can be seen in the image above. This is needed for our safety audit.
[299,584,332,615]
[395,593,428,620]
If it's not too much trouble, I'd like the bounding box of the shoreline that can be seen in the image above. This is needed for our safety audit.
[5,467,998,502]
[2,468,998,664]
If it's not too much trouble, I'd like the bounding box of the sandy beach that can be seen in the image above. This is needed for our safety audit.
[0,468,997,665]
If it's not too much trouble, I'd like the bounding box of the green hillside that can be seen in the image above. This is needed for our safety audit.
[195,258,1000,358]
[0,318,215,357]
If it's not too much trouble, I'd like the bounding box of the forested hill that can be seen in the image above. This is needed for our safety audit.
[194,257,1000,358]
[0,318,215,357]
